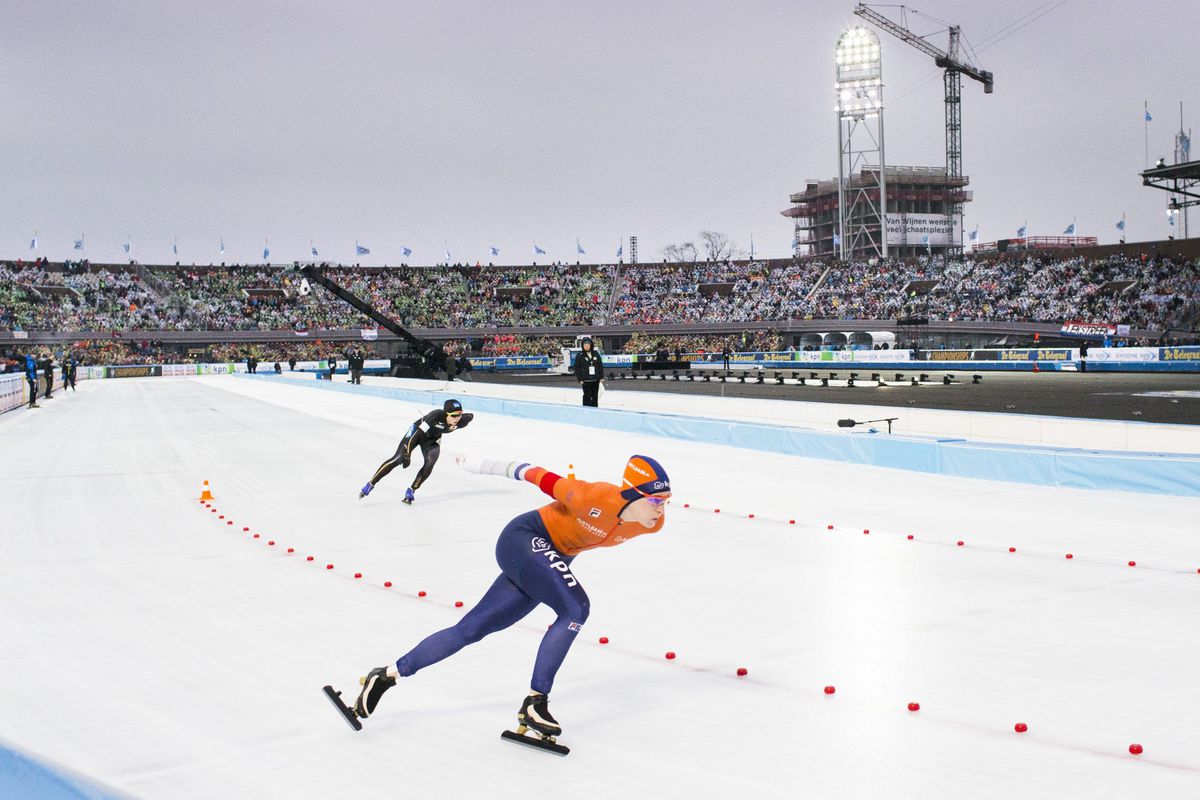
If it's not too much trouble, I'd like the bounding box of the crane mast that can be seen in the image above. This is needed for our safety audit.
[853,4,994,255]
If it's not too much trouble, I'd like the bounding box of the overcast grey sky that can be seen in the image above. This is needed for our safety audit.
[2,0,1197,266]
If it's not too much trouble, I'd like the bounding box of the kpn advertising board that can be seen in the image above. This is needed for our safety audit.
[885,213,962,247]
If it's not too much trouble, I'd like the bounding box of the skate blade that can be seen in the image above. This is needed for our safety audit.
[322,685,363,732]
[501,729,569,756]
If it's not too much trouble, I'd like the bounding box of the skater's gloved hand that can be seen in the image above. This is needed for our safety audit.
[401,453,411,468]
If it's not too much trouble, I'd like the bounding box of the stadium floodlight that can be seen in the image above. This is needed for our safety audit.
[834,25,887,260]
[835,27,882,118]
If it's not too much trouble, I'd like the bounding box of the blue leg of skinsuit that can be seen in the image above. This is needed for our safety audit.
[396,511,590,694]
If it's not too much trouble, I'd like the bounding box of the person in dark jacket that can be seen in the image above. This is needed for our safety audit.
[39,354,54,399]
[25,354,40,408]
[63,355,77,391]
[573,338,604,407]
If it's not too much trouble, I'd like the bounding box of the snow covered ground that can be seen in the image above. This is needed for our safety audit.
[2,374,1199,799]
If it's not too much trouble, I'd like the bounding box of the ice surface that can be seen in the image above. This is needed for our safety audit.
[2,375,1199,799]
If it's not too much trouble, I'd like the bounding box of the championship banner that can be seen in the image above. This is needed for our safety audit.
[1060,320,1116,339]
[361,328,379,341]
[105,365,163,378]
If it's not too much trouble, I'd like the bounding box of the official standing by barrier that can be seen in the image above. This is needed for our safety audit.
[574,338,604,407]
[24,354,40,408]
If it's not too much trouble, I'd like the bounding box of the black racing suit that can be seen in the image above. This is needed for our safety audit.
[368,408,475,492]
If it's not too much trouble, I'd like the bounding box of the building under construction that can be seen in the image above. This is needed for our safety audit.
[783,165,971,260]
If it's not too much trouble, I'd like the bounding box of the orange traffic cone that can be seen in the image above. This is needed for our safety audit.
[568,464,576,479]
[199,480,214,501]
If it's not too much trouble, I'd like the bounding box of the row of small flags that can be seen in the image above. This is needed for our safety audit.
[815,218,1154,255]
[27,236,614,259]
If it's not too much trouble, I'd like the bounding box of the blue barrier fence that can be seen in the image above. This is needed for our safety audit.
[242,374,1200,496]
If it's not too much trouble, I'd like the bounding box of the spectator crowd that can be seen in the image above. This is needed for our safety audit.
[2,253,1197,340]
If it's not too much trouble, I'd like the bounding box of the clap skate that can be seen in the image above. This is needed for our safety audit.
[323,666,395,732]
[500,692,570,756]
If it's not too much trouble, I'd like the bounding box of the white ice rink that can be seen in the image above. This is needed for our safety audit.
[2,375,1199,799]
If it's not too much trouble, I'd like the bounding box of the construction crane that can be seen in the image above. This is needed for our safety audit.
[853,4,993,254]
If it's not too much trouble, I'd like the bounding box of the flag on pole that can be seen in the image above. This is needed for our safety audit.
[576,239,585,255]
[616,242,623,259]
[1017,225,1027,237]
[1063,222,1076,235]
[219,237,225,255]
[1168,213,1176,227]
[1116,219,1125,231]
[401,246,412,258]
[123,240,131,254]
[490,246,500,257]
[533,243,546,256]
[969,227,979,242]
[832,233,841,247]
[74,237,84,250]
[311,245,319,257]
[29,235,37,250]
[1145,107,1152,122]
[355,243,370,256]
[172,238,178,255]
[444,247,452,262]
[263,243,270,261]
[922,233,931,252]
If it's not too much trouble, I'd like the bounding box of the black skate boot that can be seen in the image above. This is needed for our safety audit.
[501,692,569,755]
[353,666,396,719]
[518,692,561,736]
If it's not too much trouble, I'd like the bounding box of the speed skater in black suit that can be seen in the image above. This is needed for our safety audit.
[359,399,474,504]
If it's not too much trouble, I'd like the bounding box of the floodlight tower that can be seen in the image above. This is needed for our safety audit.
[835,26,887,260]
[854,4,994,255]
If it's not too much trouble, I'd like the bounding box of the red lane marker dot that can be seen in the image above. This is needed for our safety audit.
[325,564,334,570]
[253,534,260,539]
[210,509,216,513]
[418,590,427,597]
[454,601,464,608]
[665,651,676,660]
[1129,743,1143,755]
[714,509,720,514]
[218,515,224,519]
[683,503,690,508]
[306,556,314,561]
[1066,554,1074,559]
[957,540,965,547]
[907,534,914,540]
[227,521,233,526]
[286,548,294,554]
[789,519,796,525]
[243,527,249,532]
[1015,722,1028,733]
[824,685,836,695]
[863,529,870,535]
[1009,547,1016,553]
[736,667,748,677]
[1128,561,1136,567]
[354,573,362,579]
[267,540,275,546]
[748,513,755,519]
[598,636,609,644]
[908,702,920,712]
[827,524,834,530]
[384,581,392,588]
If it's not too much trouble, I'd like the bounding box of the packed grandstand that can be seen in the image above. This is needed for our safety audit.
[1,249,1198,369]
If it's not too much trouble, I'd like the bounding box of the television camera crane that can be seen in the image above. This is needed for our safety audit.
[293,263,452,378]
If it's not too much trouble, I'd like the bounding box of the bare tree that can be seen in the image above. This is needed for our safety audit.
[699,231,738,262]
[661,241,699,263]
